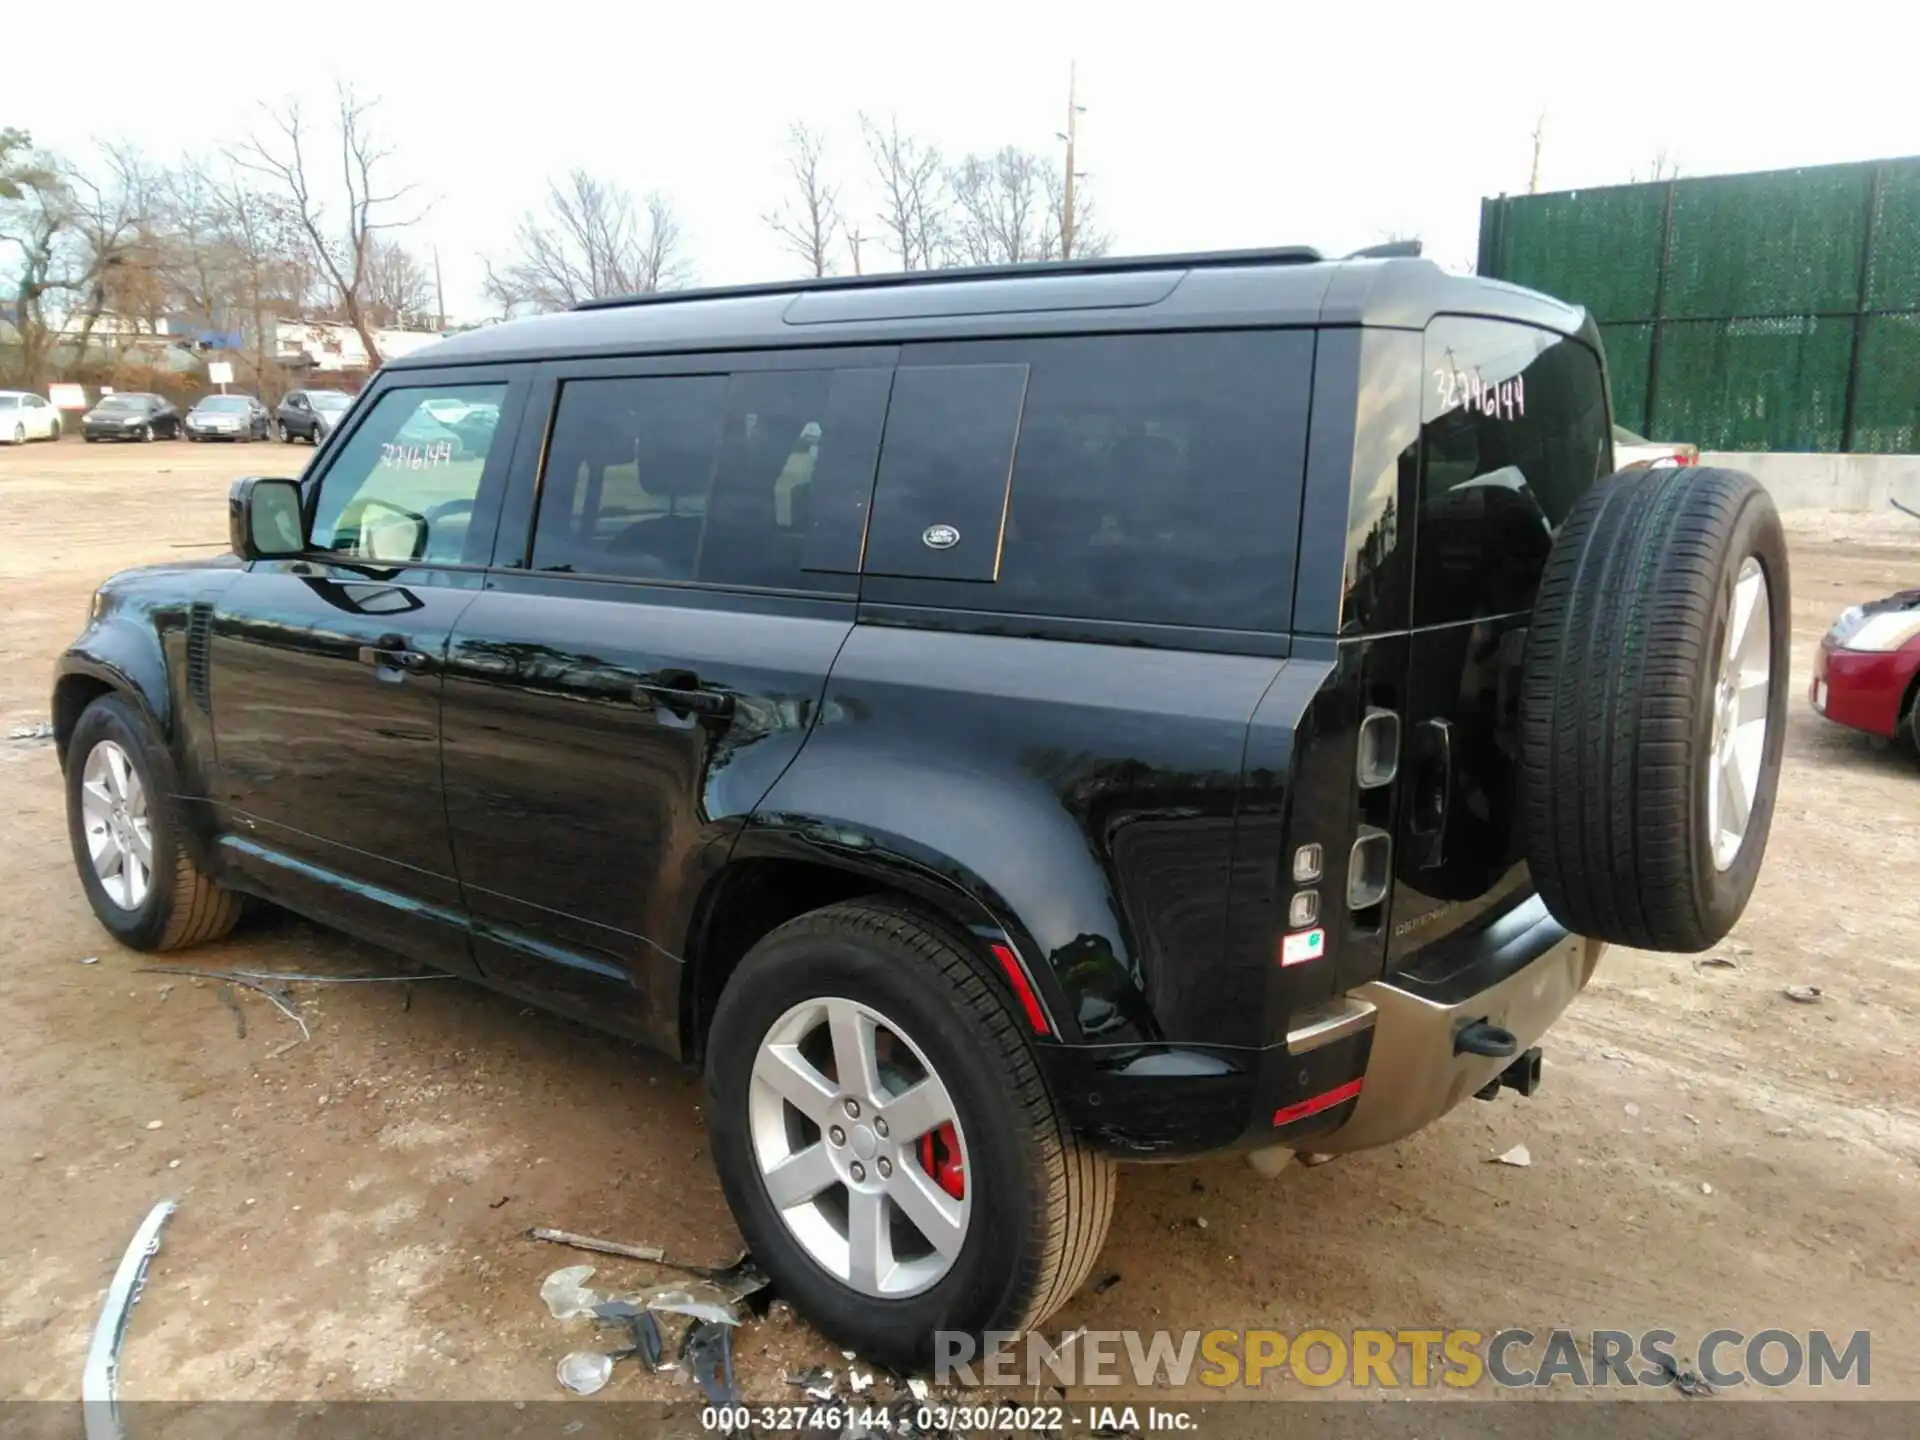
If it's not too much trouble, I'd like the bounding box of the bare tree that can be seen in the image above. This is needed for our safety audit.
[237,87,421,366]
[63,143,166,349]
[764,123,841,278]
[0,141,78,387]
[211,176,312,399]
[949,147,1049,266]
[362,238,433,328]
[1631,146,1682,184]
[860,114,947,271]
[483,170,688,314]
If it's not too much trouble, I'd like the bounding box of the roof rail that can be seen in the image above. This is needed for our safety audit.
[1345,239,1423,259]
[572,245,1328,313]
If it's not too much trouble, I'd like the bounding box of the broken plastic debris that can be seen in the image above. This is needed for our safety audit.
[541,1265,603,1320]
[556,1350,614,1395]
[850,1369,873,1393]
[636,1279,743,1327]
[907,1377,930,1402]
[682,1321,737,1405]
[787,1365,835,1399]
[1492,1143,1532,1167]
[1783,985,1823,1004]
[9,723,55,741]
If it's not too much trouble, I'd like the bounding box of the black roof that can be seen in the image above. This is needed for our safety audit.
[395,249,1589,371]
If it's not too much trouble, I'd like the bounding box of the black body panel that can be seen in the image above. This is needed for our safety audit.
[440,579,851,1045]
[51,252,1609,1159]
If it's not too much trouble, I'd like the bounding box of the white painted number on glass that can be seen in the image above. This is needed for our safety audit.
[1434,367,1525,421]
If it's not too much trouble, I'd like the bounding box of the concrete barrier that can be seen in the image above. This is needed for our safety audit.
[1701,452,1920,512]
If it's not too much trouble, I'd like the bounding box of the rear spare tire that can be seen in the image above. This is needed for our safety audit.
[1521,466,1789,952]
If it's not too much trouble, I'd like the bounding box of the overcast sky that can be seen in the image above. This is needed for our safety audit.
[12,0,1920,321]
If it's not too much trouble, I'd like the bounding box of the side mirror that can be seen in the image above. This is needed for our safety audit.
[229,476,305,560]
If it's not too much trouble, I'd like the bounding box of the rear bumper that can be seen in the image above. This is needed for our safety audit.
[1303,917,1602,1153]
[1812,639,1917,739]
[1041,894,1600,1160]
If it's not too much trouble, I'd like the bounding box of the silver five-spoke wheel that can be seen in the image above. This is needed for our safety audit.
[80,739,154,909]
[1707,556,1772,871]
[748,996,970,1298]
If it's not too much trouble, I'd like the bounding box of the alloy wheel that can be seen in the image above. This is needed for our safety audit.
[1707,556,1772,871]
[748,996,971,1298]
[80,740,154,910]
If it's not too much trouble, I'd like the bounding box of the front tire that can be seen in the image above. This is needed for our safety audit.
[139,424,154,443]
[706,900,1114,1373]
[65,693,242,951]
[10,424,22,445]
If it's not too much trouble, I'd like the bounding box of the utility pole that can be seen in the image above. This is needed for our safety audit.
[847,226,865,276]
[1059,61,1085,259]
[432,245,446,333]
[1528,111,1547,195]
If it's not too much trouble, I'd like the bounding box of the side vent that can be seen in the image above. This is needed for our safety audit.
[185,601,214,713]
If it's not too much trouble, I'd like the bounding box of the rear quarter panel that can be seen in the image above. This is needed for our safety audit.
[750,623,1292,1046]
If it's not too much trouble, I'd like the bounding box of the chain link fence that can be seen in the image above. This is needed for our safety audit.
[1478,158,1920,453]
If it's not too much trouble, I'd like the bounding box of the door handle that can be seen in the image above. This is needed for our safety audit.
[633,675,734,720]
[1407,717,1453,869]
[357,635,431,675]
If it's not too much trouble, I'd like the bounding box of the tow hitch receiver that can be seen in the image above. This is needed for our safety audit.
[1475,1046,1545,1101]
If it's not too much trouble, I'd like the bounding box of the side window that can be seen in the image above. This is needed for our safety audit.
[531,375,728,580]
[531,367,878,593]
[1416,320,1610,625]
[863,332,1314,631]
[308,383,508,565]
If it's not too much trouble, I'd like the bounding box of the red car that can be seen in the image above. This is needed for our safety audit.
[1812,587,1920,752]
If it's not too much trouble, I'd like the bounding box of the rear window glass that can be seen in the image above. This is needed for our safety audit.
[1416,320,1611,625]
[863,331,1314,631]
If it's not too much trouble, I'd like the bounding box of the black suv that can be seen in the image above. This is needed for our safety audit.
[53,250,1790,1369]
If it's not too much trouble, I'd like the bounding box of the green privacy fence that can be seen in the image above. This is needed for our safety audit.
[1477,157,1920,453]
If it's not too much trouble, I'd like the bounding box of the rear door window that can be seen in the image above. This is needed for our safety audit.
[529,366,886,595]
[1415,320,1611,625]
[861,331,1314,633]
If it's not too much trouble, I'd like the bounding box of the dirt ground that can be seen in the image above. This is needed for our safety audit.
[1,436,1915,1408]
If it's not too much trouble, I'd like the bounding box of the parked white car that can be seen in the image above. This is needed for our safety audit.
[0,391,63,444]
[1612,423,1699,470]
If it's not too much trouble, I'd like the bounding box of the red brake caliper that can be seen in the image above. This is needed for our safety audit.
[917,1122,966,1199]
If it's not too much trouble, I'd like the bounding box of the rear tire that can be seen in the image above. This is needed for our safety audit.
[10,424,22,445]
[706,899,1114,1372]
[1521,467,1790,952]
[65,693,243,952]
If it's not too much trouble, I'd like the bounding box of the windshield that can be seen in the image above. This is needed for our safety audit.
[98,396,141,411]
[198,396,249,412]
[310,392,352,411]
